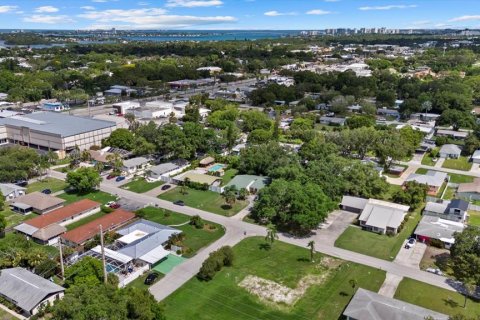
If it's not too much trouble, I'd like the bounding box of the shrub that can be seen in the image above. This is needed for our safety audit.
[197,246,234,281]
[429,238,444,248]
[190,215,204,229]
[101,205,114,213]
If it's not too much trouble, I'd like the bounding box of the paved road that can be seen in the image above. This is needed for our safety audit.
[49,170,459,301]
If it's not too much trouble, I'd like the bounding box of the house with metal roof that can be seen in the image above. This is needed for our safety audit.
[0,183,25,200]
[414,215,465,249]
[423,199,468,223]
[122,157,150,175]
[223,175,270,194]
[439,144,462,159]
[0,267,65,317]
[404,170,448,196]
[10,192,66,215]
[343,288,448,320]
[471,150,480,164]
[340,196,410,234]
[146,160,190,182]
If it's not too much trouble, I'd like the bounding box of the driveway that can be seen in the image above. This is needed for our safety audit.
[394,240,427,269]
[314,210,357,245]
[378,273,403,298]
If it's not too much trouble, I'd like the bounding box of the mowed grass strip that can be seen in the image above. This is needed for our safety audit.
[137,207,225,257]
[158,187,247,216]
[65,211,107,231]
[162,237,385,320]
[335,206,422,261]
[26,178,68,193]
[442,156,473,171]
[394,278,480,318]
[59,190,117,205]
[121,178,164,193]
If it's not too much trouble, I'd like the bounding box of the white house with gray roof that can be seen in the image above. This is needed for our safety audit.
[0,183,25,200]
[340,196,410,234]
[423,199,469,223]
[404,170,448,196]
[439,144,462,159]
[146,160,190,182]
[343,288,448,320]
[414,215,465,249]
[0,267,65,317]
[122,157,150,175]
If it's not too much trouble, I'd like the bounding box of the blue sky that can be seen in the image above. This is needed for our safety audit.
[0,0,480,30]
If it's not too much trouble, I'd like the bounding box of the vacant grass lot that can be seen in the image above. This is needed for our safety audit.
[162,237,386,320]
[138,207,225,257]
[121,178,164,193]
[335,207,422,261]
[422,149,438,166]
[26,178,68,193]
[442,156,473,171]
[159,187,248,216]
[0,208,34,228]
[66,211,107,231]
[414,168,474,184]
[468,210,480,227]
[59,190,117,205]
[395,278,480,318]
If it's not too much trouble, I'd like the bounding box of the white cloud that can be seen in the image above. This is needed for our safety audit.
[324,0,340,2]
[23,15,74,24]
[0,5,18,13]
[165,0,223,7]
[359,4,417,11]
[306,9,332,15]
[449,15,480,22]
[81,6,96,10]
[78,7,236,29]
[35,6,59,13]
[264,10,297,16]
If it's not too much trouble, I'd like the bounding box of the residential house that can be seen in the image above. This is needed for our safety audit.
[439,144,461,159]
[41,102,64,112]
[173,171,222,189]
[404,170,448,196]
[146,160,190,182]
[377,108,400,119]
[223,175,270,194]
[457,178,480,200]
[319,116,346,126]
[0,183,25,200]
[14,199,101,245]
[410,113,441,122]
[343,288,448,320]
[471,150,480,164]
[10,192,66,215]
[0,267,65,317]
[122,157,150,175]
[436,129,468,140]
[423,199,468,223]
[340,196,410,234]
[414,215,465,249]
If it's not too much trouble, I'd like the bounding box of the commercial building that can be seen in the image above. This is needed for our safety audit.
[0,267,65,317]
[0,112,117,157]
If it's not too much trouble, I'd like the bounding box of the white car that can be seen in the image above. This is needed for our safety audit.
[426,268,443,276]
[405,238,416,249]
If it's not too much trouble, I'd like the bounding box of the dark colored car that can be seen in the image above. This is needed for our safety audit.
[174,200,185,206]
[106,174,116,180]
[41,189,52,195]
[110,203,121,209]
[15,180,28,187]
[116,176,126,182]
[144,273,159,285]
[161,184,171,191]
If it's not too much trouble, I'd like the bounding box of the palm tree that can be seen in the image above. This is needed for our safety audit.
[181,177,190,195]
[307,241,315,262]
[463,280,476,308]
[265,224,278,246]
[81,150,92,162]
[46,150,58,164]
[222,186,237,208]
[94,161,105,173]
[106,152,123,175]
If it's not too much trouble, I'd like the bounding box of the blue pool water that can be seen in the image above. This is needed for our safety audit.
[208,164,225,172]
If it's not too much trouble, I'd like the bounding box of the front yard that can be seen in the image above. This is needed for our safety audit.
[162,237,386,320]
[158,187,248,217]
[394,278,480,318]
[0,208,34,228]
[422,149,438,166]
[442,156,473,171]
[26,178,68,193]
[121,178,164,193]
[334,207,422,261]
[59,190,117,205]
[137,207,225,257]
[468,210,480,227]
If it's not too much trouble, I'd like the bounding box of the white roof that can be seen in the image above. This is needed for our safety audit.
[139,245,170,264]
[117,229,149,244]
[91,245,133,264]
[14,223,39,236]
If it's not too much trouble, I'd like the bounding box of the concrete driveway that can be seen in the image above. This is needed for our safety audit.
[314,210,357,245]
[394,240,427,269]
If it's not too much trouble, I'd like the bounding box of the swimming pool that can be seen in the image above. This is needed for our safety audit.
[208,164,225,172]
[106,263,119,273]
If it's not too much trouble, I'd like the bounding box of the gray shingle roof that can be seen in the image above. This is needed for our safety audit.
[0,268,64,313]
[439,144,462,155]
[123,157,149,168]
[405,170,447,188]
[0,112,116,138]
[343,288,448,320]
[340,196,369,210]
[414,215,465,243]
[0,183,25,196]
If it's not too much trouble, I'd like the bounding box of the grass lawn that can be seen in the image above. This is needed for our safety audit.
[26,178,68,193]
[66,211,107,231]
[159,187,248,217]
[127,271,164,291]
[384,184,403,201]
[442,156,473,171]
[0,207,34,228]
[0,233,58,257]
[422,149,438,166]
[443,187,456,200]
[468,210,480,227]
[394,278,480,318]
[414,168,474,184]
[335,207,422,261]
[59,190,117,205]
[138,207,225,257]
[121,178,164,193]
[0,308,18,320]
[162,237,386,320]
[220,169,238,186]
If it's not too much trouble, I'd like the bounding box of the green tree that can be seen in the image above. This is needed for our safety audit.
[346,115,375,129]
[0,214,6,237]
[106,152,123,175]
[392,181,428,209]
[66,167,102,193]
[439,109,476,130]
[102,128,135,151]
[451,227,480,286]
[222,186,237,208]
[265,223,279,246]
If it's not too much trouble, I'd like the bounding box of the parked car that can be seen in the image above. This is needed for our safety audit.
[15,180,28,187]
[426,268,443,276]
[107,201,120,209]
[116,176,126,182]
[106,174,116,180]
[144,272,159,285]
[405,238,416,249]
[161,184,171,191]
[41,189,52,195]
[174,200,185,206]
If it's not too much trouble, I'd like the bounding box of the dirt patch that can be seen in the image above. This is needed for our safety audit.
[319,256,343,269]
[239,274,328,306]
[420,245,451,272]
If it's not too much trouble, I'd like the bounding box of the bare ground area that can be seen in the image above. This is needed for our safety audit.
[420,245,451,273]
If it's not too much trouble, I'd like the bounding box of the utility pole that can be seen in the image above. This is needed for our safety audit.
[58,238,65,281]
[99,225,108,284]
